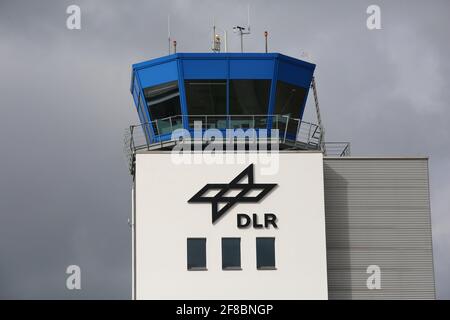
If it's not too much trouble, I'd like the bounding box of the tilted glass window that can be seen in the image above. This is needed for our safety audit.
[185,80,227,129]
[229,80,271,129]
[143,81,182,135]
[256,237,276,269]
[273,81,307,136]
[222,238,241,270]
[187,238,207,270]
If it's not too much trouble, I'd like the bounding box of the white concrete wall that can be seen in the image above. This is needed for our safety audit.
[134,152,328,299]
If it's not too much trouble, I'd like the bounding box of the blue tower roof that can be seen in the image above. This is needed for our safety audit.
[129,52,317,147]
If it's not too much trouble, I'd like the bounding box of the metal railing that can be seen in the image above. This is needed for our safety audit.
[127,114,321,146]
[124,114,349,173]
[323,142,351,157]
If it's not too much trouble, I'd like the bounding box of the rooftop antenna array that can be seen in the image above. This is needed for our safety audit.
[233,5,251,52]
[212,17,227,53]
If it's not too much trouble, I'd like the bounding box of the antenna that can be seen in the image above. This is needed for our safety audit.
[212,17,220,53]
[212,16,216,51]
[264,31,268,53]
[173,40,177,53]
[233,4,251,53]
[168,15,171,54]
[212,34,221,53]
[224,31,227,52]
[247,4,251,32]
[211,18,227,53]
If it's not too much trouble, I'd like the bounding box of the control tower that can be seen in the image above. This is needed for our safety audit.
[126,52,434,300]
[126,53,342,157]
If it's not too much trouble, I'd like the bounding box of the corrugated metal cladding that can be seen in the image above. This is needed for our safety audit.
[323,158,435,300]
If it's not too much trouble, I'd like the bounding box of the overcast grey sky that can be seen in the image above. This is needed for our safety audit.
[0,0,449,299]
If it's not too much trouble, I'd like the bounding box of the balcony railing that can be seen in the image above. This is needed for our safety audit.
[322,142,351,157]
[124,114,350,173]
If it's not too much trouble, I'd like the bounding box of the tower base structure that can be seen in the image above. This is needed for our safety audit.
[131,151,435,300]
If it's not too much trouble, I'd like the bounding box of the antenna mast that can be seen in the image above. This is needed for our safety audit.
[212,17,216,51]
[233,4,251,52]
[168,15,171,54]
[212,17,220,53]
[264,31,268,53]
[224,31,227,52]
[211,17,227,53]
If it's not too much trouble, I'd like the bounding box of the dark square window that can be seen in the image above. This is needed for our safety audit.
[229,80,271,129]
[187,238,207,270]
[222,238,241,270]
[273,81,306,117]
[256,237,276,270]
[185,80,227,129]
[229,80,271,115]
[273,81,307,136]
[185,80,227,115]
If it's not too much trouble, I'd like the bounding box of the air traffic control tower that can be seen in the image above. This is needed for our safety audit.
[127,53,327,155]
[126,52,435,300]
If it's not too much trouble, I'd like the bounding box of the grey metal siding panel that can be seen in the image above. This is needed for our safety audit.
[323,158,435,299]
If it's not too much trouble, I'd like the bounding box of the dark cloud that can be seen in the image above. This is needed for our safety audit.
[0,0,449,299]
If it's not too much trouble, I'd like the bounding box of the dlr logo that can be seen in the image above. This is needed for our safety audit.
[237,213,278,229]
